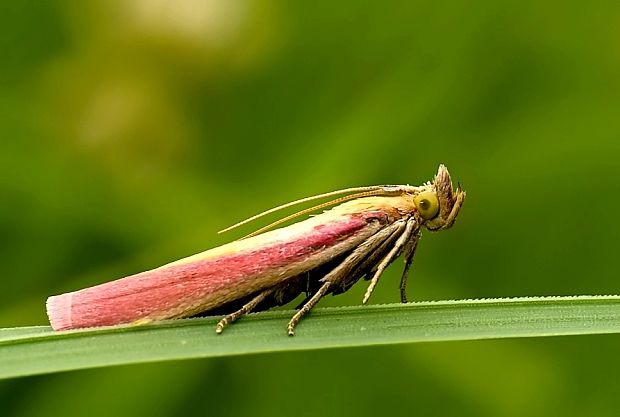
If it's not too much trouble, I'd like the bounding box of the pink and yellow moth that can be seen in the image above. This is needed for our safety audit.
[46,165,465,335]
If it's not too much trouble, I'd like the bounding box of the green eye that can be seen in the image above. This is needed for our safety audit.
[414,191,439,220]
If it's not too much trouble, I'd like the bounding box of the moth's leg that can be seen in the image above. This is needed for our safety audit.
[287,221,406,335]
[363,218,420,304]
[399,230,421,303]
[332,221,406,295]
[215,287,276,334]
[287,281,331,336]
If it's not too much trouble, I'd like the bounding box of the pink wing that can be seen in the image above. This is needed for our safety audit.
[47,209,390,330]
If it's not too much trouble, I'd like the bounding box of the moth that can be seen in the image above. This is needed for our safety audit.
[46,165,465,335]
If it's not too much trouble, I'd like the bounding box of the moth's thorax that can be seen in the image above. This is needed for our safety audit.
[330,195,418,222]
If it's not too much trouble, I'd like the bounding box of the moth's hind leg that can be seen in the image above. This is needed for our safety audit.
[215,274,308,334]
[215,287,276,334]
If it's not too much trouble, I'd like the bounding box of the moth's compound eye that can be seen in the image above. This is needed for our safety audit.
[414,191,439,220]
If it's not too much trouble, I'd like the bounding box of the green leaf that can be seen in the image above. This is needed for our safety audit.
[3,295,620,379]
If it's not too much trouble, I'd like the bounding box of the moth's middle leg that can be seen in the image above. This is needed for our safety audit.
[362,218,419,304]
[287,220,406,335]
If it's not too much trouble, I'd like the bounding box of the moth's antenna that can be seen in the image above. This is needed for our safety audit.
[218,185,405,236]
[239,189,401,239]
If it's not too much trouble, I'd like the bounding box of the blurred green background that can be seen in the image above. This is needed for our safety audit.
[2,1,620,416]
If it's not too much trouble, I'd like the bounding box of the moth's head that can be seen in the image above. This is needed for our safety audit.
[412,164,466,231]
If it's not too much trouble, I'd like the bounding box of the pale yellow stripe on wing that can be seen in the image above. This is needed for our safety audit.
[160,196,411,269]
